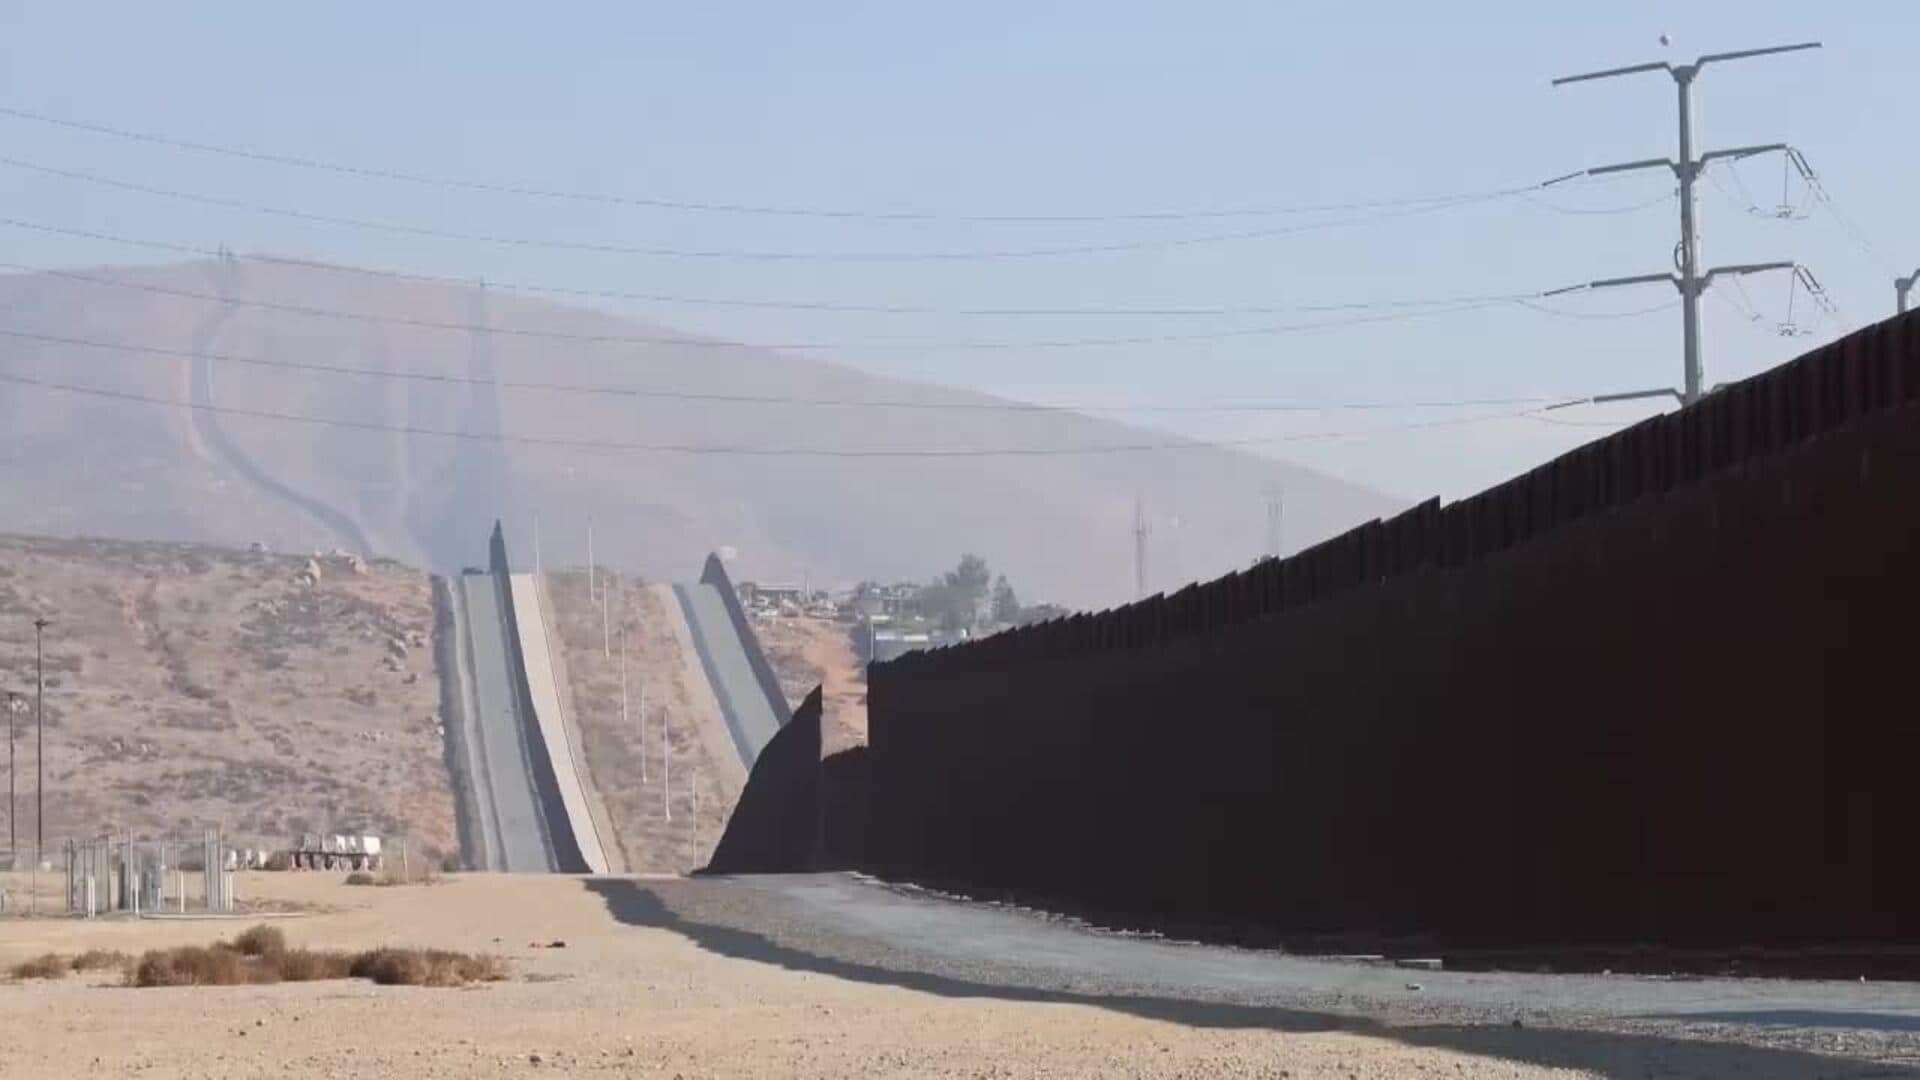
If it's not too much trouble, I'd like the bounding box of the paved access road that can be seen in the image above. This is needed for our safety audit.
[459,573,555,872]
[674,583,784,769]
[587,872,1920,1076]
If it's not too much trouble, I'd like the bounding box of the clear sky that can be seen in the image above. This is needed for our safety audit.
[0,1,1911,500]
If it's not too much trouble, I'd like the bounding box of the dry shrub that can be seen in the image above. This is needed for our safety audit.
[10,954,68,980]
[126,930,504,989]
[343,871,376,886]
[69,950,133,973]
[348,947,506,987]
[130,944,256,987]
[274,948,353,982]
[234,924,286,957]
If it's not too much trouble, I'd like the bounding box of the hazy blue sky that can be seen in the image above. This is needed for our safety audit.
[0,1,1911,499]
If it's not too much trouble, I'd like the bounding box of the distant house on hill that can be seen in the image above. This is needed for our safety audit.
[736,581,805,611]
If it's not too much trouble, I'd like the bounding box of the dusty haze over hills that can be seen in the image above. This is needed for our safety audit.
[0,260,1398,607]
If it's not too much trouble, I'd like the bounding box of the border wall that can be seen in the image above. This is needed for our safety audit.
[704,688,821,874]
[700,552,793,723]
[868,314,1920,947]
[429,575,486,871]
[490,523,590,874]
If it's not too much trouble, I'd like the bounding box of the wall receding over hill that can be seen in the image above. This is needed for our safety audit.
[868,314,1920,947]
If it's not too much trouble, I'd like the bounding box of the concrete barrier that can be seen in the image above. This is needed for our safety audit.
[700,553,792,725]
[490,523,590,874]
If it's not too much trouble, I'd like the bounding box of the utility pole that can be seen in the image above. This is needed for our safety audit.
[662,706,671,823]
[1553,42,1820,404]
[1132,497,1150,600]
[533,512,542,577]
[1264,486,1283,561]
[33,616,49,858]
[6,691,17,859]
[586,516,596,600]
[1899,269,1918,315]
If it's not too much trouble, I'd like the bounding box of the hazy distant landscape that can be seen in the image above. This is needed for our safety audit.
[0,260,1398,608]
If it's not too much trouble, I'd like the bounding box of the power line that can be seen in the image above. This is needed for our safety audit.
[0,325,1573,415]
[0,102,1622,225]
[1513,297,1679,320]
[0,215,1632,322]
[1,260,1630,353]
[1795,151,1899,276]
[0,154,1540,262]
[1517,189,1676,216]
[0,367,1561,458]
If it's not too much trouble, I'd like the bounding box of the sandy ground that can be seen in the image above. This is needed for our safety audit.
[0,533,454,863]
[0,870,1625,1079]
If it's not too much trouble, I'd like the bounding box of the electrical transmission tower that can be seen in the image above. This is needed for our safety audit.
[1551,42,1821,405]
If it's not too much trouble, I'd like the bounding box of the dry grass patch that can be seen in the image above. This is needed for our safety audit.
[10,954,68,980]
[69,950,133,973]
[233,924,286,957]
[348,948,506,987]
[126,926,505,988]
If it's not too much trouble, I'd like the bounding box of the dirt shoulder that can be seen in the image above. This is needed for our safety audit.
[3,870,1899,1078]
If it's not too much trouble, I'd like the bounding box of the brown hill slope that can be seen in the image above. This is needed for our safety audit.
[0,259,1399,607]
[0,533,453,860]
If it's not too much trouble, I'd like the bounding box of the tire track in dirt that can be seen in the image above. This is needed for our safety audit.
[186,258,374,556]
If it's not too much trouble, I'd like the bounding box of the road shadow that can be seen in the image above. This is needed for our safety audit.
[584,879,1914,1078]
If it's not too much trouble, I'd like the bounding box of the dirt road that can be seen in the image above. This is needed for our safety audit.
[3,870,1910,1078]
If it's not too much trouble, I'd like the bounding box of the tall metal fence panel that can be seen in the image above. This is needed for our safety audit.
[867,313,1920,947]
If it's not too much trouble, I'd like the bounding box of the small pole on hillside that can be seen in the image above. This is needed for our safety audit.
[662,708,672,823]
[6,690,18,860]
[34,616,50,858]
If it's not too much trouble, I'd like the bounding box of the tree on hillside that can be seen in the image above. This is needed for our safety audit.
[991,575,1020,623]
[920,554,994,632]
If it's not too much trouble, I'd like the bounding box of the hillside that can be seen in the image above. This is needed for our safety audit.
[540,570,732,875]
[0,259,1400,609]
[0,533,454,861]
